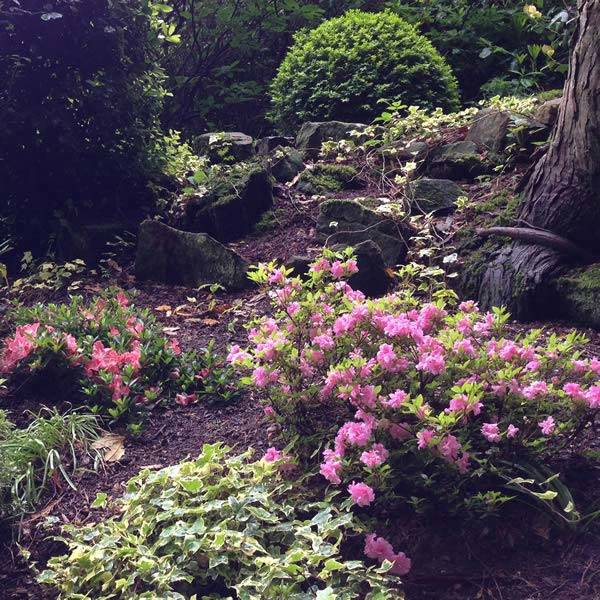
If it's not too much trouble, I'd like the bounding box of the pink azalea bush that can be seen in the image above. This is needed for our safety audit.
[231,250,600,528]
[1,291,238,422]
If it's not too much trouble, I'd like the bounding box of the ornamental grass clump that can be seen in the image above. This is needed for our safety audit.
[0,291,237,423]
[230,249,600,523]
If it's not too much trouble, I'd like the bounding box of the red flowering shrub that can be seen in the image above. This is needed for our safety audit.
[231,250,600,528]
[1,291,238,423]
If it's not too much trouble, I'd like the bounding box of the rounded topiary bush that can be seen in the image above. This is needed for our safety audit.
[269,10,460,132]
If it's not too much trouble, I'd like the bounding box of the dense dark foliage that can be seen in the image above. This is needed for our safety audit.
[0,0,169,259]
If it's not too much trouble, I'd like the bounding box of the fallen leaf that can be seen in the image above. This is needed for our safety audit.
[162,326,180,336]
[92,433,125,463]
[202,318,219,326]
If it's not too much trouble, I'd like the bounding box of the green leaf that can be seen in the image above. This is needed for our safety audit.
[91,492,108,509]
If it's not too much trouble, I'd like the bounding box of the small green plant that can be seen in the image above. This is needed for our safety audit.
[12,255,88,294]
[40,443,402,599]
[0,408,101,521]
[270,10,460,131]
[0,291,239,423]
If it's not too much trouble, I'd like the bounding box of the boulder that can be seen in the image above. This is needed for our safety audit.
[534,98,562,128]
[297,163,360,195]
[182,166,273,242]
[256,136,294,155]
[296,121,369,158]
[388,140,429,161]
[269,146,305,183]
[317,199,410,267]
[286,255,312,278]
[466,108,511,153]
[195,132,255,163]
[428,141,490,180]
[406,178,464,213]
[344,240,393,297]
[135,220,249,290]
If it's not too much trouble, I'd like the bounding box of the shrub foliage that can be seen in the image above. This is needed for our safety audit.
[40,443,401,599]
[269,10,460,132]
[230,250,600,523]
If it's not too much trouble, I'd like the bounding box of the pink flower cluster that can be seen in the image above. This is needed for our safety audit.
[364,534,412,575]
[0,323,40,373]
[234,253,600,516]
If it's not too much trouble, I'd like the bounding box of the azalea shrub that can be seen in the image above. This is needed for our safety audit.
[230,249,600,522]
[40,443,402,599]
[0,291,238,423]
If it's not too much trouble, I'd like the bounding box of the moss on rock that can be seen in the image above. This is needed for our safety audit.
[297,164,360,195]
[553,264,600,329]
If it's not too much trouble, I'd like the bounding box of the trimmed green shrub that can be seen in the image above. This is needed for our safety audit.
[269,10,460,132]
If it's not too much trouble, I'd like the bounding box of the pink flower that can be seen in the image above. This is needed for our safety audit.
[339,421,372,447]
[563,382,586,401]
[586,386,600,408]
[313,334,334,350]
[330,261,346,279]
[390,552,412,576]
[453,338,476,357]
[268,268,286,285]
[348,481,375,507]
[175,393,197,406]
[263,405,276,417]
[364,534,395,561]
[481,423,501,443]
[456,451,470,474]
[459,300,478,313]
[360,443,389,468]
[263,447,282,462]
[522,381,548,399]
[320,459,342,484]
[446,394,482,417]
[507,424,519,438]
[63,334,78,355]
[252,366,269,388]
[416,351,445,375]
[116,291,129,307]
[416,428,436,449]
[168,339,182,356]
[364,534,411,576]
[376,343,397,370]
[227,345,250,364]
[383,390,408,409]
[538,416,555,435]
[310,258,331,273]
[439,435,461,461]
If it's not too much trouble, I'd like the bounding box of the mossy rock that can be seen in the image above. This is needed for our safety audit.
[553,264,600,329]
[428,141,491,180]
[182,165,273,242]
[317,198,410,267]
[297,164,360,195]
[135,220,249,290]
[269,146,304,183]
[195,132,255,163]
[406,178,464,213]
[295,121,369,158]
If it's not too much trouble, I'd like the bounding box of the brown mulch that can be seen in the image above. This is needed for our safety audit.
[1,180,600,600]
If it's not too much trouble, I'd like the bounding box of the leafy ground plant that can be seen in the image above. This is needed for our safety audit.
[0,408,100,521]
[0,291,239,425]
[229,249,600,525]
[39,443,401,600]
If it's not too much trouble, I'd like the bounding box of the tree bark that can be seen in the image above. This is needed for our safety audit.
[478,0,600,319]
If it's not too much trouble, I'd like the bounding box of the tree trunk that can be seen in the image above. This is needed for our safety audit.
[479,0,600,319]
